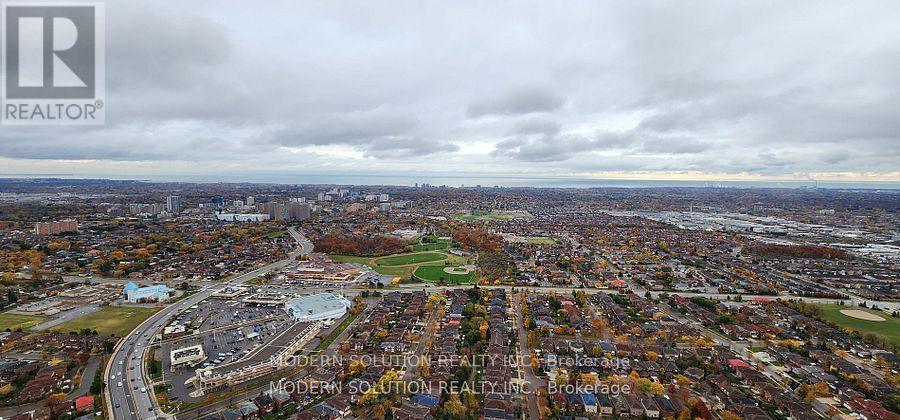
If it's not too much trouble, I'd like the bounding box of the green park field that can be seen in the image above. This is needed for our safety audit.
[0,313,51,331]
[330,250,470,281]
[411,242,450,252]
[328,255,372,265]
[452,211,511,222]
[525,236,557,245]
[452,210,531,222]
[817,304,900,348]
[413,265,475,284]
[374,252,447,266]
[53,306,160,337]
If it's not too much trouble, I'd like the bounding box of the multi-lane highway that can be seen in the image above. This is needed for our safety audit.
[104,227,313,419]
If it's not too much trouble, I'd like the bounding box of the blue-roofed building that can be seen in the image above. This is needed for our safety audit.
[122,282,139,295]
[126,284,174,302]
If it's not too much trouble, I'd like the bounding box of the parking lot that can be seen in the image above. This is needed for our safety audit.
[156,298,295,402]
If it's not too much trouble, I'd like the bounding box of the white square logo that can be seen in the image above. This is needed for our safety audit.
[2,1,105,125]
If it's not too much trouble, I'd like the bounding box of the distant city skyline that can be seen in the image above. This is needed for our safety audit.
[3,173,900,190]
[2,1,899,182]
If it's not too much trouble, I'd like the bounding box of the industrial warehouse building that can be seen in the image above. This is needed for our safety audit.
[283,293,351,322]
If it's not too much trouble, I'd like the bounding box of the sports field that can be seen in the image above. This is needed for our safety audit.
[412,242,450,252]
[525,236,557,245]
[413,265,475,284]
[374,252,447,266]
[328,254,421,278]
[818,304,900,348]
[330,250,469,281]
[452,211,510,222]
[52,306,160,337]
[453,210,531,222]
[0,313,51,331]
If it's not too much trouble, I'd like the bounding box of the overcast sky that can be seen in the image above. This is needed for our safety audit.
[2,0,899,184]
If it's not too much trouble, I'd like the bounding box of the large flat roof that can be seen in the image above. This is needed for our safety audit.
[284,293,351,318]
[204,321,312,377]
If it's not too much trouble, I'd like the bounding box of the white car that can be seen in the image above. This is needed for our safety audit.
[117,381,122,387]
[140,387,147,393]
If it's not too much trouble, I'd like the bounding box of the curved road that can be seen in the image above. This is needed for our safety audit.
[104,227,312,419]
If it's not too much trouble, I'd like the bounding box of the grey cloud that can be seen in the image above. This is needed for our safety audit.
[109,5,232,90]
[0,126,257,162]
[362,137,459,159]
[639,139,711,155]
[265,111,456,158]
[493,131,637,162]
[3,1,900,179]
[468,87,564,118]
[509,118,562,136]
[268,112,417,147]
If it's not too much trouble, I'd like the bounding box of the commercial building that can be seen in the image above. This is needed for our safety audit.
[281,259,361,284]
[283,293,351,322]
[196,322,320,392]
[162,324,188,339]
[211,286,247,299]
[123,283,174,302]
[243,291,290,306]
[171,344,206,369]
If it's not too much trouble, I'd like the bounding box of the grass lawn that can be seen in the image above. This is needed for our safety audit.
[52,306,160,337]
[266,230,286,239]
[445,253,470,265]
[328,255,373,265]
[147,346,162,380]
[452,213,478,222]
[412,242,450,252]
[373,266,414,277]
[312,312,359,353]
[525,236,557,245]
[414,265,475,284]
[452,210,525,222]
[817,304,900,348]
[0,313,51,331]
[328,254,408,276]
[374,252,447,266]
[331,251,468,281]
